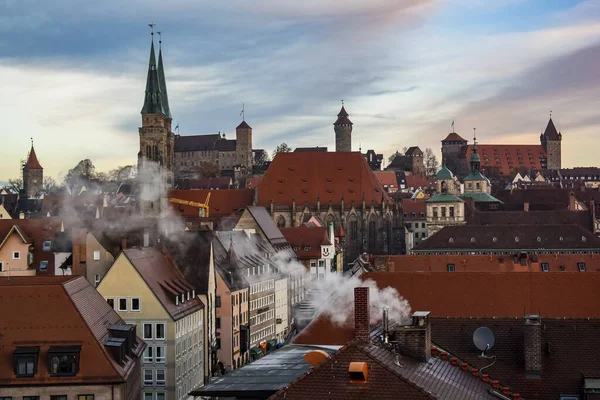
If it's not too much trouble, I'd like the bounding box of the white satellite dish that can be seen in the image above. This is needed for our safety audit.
[473,327,495,352]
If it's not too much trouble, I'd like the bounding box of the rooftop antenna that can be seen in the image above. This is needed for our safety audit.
[473,326,495,357]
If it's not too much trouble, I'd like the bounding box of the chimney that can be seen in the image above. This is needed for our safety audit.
[71,228,87,278]
[524,314,542,379]
[143,231,150,248]
[523,202,529,212]
[391,311,431,361]
[121,236,127,251]
[329,221,334,244]
[354,287,370,342]
[382,307,389,344]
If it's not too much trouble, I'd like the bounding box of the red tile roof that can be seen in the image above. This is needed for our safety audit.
[257,152,391,207]
[0,276,143,386]
[385,253,600,273]
[280,227,331,258]
[245,177,262,189]
[169,189,254,217]
[374,171,398,189]
[24,145,43,169]
[270,341,435,400]
[467,144,546,176]
[401,199,426,220]
[442,132,467,142]
[405,174,435,189]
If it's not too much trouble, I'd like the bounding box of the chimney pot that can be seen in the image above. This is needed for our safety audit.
[354,287,370,342]
[524,314,542,379]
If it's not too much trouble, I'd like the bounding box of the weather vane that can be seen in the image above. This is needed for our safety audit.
[550,110,552,118]
[341,99,344,106]
[148,23,155,35]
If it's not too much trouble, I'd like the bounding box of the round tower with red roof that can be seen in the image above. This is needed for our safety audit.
[334,103,353,152]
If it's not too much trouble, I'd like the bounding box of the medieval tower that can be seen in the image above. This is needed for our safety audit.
[540,117,562,170]
[23,143,43,198]
[235,120,253,171]
[138,31,174,216]
[334,103,353,152]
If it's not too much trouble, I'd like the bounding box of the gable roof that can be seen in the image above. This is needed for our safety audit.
[405,174,435,189]
[245,206,290,249]
[0,276,143,386]
[405,146,422,156]
[257,152,391,207]
[245,176,262,189]
[373,171,398,189]
[413,224,600,253]
[280,227,331,258]
[122,247,203,320]
[401,199,426,219]
[236,120,252,129]
[270,340,436,400]
[0,225,33,249]
[174,134,222,152]
[467,210,593,230]
[24,145,43,169]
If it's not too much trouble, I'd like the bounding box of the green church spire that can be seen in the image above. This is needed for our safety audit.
[157,32,172,119]
[141,29,166,115]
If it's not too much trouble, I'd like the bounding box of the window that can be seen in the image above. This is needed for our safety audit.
[144,394,153,400]
[155,323,165,340]
[216,338,221,349]
[143,368,153,385]
[559,396,579,400]
[156,346,166,363]
[216,317,221,329]
[14,347,39,377]
[216,296,221,307]
[12,251,20,260]
[24,397,40,400]
[441,207,447,217]
[93,250,101,260]
[39,261,48,271]
[143,323,153,340]
[118,298,127,312]
[449,207,455,217]
[447,264,455,272]
[541,263,550,272]
[0,262,3,272]
[78,396,94,400]
[156,393,166,400]
[432,207,438,218]
[51,397,67,400]
[156,369,166,385]
[49,346,80,376]
[43,241,52,251]
[131,298,141,312]
[143,346,153,363]
[578,262,586,272]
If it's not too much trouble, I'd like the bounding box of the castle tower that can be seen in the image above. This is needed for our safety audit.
[540,117,562,170]
[334,103,353,152]
[23,143,43,198]
[138,31,174,216]
[235,120,253,171]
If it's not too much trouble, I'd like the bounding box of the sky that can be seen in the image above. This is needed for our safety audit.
[1,0,600,181]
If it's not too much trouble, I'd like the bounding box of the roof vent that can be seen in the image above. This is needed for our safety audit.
[303,350,330,367]
[470,237,475,243]
[537,237,541,242]
[559,236,564,241]
[349,362,368,383]
[449,237,454,243]
[493,237,498,242]
[515,237,519,242]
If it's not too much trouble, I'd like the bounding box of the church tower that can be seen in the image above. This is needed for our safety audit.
[23,143,43,198]
[138,30,174,216]
[334,102,353,152]
[540,117,562,170]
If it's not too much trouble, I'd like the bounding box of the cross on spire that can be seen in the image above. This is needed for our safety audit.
[148,23,155,36]
[157,31,162,47]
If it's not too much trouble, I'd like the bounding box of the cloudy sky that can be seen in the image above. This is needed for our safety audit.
[1,0,599,181]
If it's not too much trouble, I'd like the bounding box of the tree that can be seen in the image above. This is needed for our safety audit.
[43,177,57,192]
[65,159,96,189]
[5,178,23,194]
[195,162,220,178]
[253,150,270,166]
[424,148,439,177]
[108,165,136,181]
[388,147,408,164]
[272,143,291,158]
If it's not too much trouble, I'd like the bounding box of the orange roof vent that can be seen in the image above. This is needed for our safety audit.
[303,350,329,367]
[349,361,368,383]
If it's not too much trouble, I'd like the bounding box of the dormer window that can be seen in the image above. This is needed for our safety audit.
[187,292,190,301]
[49,346,81,376]
[14,346,40,377]
[43,241,52,251]
[578,262,586,272]
[304,247,311,251]
[181,294,185,303]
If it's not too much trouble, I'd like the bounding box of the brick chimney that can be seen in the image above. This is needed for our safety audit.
[354,287,370,342]
[71,228,87,278]
[524,314,542,379]
[523,202,529,212]
[391,311,431,361]
[121,236,127,251]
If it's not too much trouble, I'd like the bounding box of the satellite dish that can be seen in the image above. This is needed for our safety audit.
[473,327,495,352]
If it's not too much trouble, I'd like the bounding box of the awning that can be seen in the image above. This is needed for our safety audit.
[267,339,277,350]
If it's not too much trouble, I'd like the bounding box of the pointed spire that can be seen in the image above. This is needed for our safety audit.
[156,31,172,119]
[25,141,43,169]
[141,28,166,115]
[334,100,353,125]
[543,116,560,140]
[469,128,480,171]
[227,234,239,266]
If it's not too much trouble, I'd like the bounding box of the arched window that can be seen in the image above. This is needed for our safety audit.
[276,215,286,228]
[326,214,336,229]
[349,216,358,241]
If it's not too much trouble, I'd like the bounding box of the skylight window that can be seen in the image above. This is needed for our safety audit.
[578,262,586,272]
[541,263,549,272]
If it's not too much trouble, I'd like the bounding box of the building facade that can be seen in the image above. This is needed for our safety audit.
[98,247,205,400]
[275,277,289,343]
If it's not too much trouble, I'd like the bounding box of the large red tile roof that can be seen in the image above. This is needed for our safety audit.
[257,152,391,207]
[467,144,546,176]
[169,189,254,217]
[245,176,262,189]
[373,171,398,189]
[405,174,435,189]
[401,199,426,220]
[0,276,142,386]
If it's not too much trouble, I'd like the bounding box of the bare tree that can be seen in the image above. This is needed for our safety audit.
[5,178,23,194]
[424,148,439,177]
[43,177,57,192]
[272,143,291,159]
